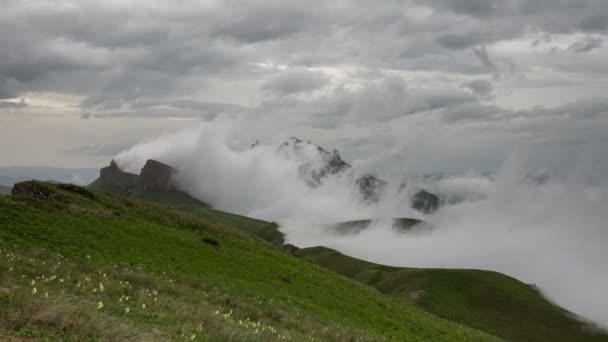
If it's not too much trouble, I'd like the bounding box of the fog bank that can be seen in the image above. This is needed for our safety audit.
[115,120,608,327]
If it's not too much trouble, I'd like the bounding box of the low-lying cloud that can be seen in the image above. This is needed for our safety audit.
[115,119,608,328]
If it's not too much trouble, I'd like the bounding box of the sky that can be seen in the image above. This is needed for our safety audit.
[1,0,608,175]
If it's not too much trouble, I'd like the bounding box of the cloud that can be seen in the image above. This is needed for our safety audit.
[568,36,603,53]
[0,0,607,181]
[113,119,608,327]
[0,98,26,110]
[61,142,132,157]
[472,46,497,73]
[262,69,330,96]
[462,79,493,97]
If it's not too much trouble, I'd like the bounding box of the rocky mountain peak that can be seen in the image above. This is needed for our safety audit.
[98,159,175,192]
[99,160,139,189]
[139,159,175,191]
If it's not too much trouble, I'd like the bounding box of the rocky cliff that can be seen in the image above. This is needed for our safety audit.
[98,159,175,192]
[99,160,139,190]
[271,137,441,213]
[138,159,175,192]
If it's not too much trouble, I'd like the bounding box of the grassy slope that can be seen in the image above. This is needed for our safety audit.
[88,178,283,245]
[297,246,608,342]
[0,182,496,341]
[88,177,608,342]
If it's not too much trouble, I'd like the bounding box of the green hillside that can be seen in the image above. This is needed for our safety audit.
[88,178,283,245]
[0,181,498,341]
[296,246,608,342]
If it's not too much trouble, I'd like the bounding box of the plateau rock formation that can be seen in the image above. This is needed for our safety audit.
[100,160,139,189]
[139,159,175,192]
[98,159,175,192]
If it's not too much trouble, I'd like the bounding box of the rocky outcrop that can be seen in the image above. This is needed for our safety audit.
[100,160,139,190]
[412,190,440,214]
[98,159,175,192]
[356,174,387,202]
[276,137,352,186]
[281,243,300,255]
[138,159,174,192]
[329,218,426,235]
[273,137,443,213]
[11,182,56,200]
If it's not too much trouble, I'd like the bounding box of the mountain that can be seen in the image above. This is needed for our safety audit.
[267,137,440,214]
[0,181,497,341]
[4,181,607,341]
[89,159,209,210]
[88,159,284,244]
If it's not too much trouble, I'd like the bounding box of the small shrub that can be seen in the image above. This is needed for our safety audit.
[202,237,219,248]
[57,184,95,200]
[278,275,293,284]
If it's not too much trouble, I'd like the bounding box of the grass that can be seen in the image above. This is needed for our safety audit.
[87,178,283,245]
[0,181,498,341]
[296,246,608,342]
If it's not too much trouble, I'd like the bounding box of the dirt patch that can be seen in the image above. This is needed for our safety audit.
[408,289,426,300]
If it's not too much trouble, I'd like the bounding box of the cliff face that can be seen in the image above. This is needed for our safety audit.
[138,159,174,192]
[412,190,440,214]
[100,160,139,190]
[98,159,175,192]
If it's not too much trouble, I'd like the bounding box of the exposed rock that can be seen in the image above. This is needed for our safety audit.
[331,219,373,235]
[330,218,426,235]
[281,243,300,255]
[57,184,95,200]
[279,137,352,186]
[412,190,440,214]
[275,137,443,213]
[139,159,175,192]
[100,160,139,190]
[11,182,56,200]
[392,218,424,232]
[98,159,175,193]
[319,147,352,175]
[356,174,387,202]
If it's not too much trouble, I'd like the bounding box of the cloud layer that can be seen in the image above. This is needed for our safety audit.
[114,120,608,328]
[1,0,607,170]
